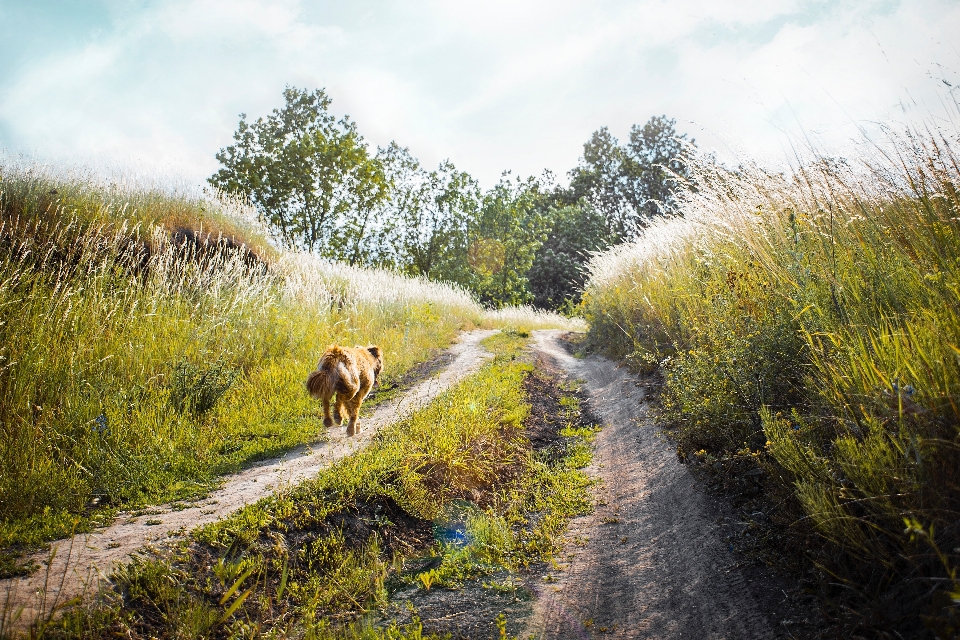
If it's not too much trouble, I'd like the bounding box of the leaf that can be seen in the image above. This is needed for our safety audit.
[276,557,289,599]
[219,566,254,605]
[219,587,253,624]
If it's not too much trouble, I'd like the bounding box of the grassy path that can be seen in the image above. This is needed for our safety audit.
[1,330,495,632]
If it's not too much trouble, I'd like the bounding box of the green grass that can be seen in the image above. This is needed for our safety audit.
[35,331,595,638]
[581,129,960,632]
[0,164,484,573]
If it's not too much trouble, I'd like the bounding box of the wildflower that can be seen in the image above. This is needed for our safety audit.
[93,413,109,435]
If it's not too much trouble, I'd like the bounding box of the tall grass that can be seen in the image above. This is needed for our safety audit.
[582,128,960,632]
[0,163,483,563]
[482,305,587,333]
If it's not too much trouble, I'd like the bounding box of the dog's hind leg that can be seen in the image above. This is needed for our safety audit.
[333,394,344,426]
[322,394,334,428]
[345,396,359,436]
[344,381,373,437]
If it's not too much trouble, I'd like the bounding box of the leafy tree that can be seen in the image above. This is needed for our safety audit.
[567,127,633,238]
[527,202,613,310]
[208,87,389,262]
[469,175,552,307]
[566,115,692,239]
[375,144,480,284]
[623,115,693,219]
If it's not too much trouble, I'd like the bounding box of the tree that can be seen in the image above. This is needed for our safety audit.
[567,127,634,239]
[624,115,693,219]
[208,87,389,262]
[566,115,693,240]
[469,175,552,308]
[374,144,480,284]
[527,201,613,310]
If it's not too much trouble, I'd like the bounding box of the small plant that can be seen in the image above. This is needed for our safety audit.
[168,359,239,416]
[417,568,439,591]
[495,612,511,639]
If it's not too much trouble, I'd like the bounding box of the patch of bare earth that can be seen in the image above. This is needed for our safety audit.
[0,329,496,630]
[523,330,820,640]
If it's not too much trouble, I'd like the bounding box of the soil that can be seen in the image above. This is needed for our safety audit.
[0,329,496,630]
[521,351,596,459]
[364,346,457,405]
[521,330,822,640]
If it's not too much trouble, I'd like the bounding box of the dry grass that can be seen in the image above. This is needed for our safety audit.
[483,305,586,333]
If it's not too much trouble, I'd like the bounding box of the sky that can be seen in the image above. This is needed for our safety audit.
[1,0,959,190]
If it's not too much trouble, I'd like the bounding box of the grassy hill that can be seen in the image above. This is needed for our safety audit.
[581,129,960,635]
[0,163,487,571]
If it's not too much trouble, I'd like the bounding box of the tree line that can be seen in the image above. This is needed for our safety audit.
[209,87,694,310]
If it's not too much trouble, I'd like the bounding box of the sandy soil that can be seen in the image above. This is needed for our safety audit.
[523,330,798,640]
[1,329,495,628]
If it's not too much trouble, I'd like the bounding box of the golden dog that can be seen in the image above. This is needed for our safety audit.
[306,344,383,436]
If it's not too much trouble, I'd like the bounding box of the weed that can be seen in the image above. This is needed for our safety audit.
[168,360,240,417]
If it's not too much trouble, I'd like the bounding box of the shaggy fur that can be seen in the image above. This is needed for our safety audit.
[306,344,383,436]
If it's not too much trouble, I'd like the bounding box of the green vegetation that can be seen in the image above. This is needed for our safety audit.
[582,129,960,633]
[210,87,690,310]
[563,115,694,234]
[36,331,595,638]
[209,88,390,260]
[0,164,484,573]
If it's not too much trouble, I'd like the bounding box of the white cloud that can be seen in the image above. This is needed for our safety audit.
[0,0,958,188]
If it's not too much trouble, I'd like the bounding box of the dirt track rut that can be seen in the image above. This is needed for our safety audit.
[524,330,780,640]
[1,329,495,628]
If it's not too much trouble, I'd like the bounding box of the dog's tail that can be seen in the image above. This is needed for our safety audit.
[306,368,332,399]
[306,345,353,399]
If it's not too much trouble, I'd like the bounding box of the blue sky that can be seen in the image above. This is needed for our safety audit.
[1,0,958,189]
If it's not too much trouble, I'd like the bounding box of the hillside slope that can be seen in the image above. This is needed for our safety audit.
[0,164,484,574]
[581,129,960,636]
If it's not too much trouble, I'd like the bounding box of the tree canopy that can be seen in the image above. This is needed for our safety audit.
[566,115,693,240]
[208,87,389,262]
[469,175,552,307]
[527,201,613,311]
[375,143,480,285]
[209,88,694,311]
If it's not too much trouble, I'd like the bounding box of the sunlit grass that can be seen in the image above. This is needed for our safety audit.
[582,127,960,626]
[0,163,484,568]
[483,305,587,333]
[39,331,594,638]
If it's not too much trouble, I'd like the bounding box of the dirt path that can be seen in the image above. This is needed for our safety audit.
[523,330,787,640]
[1,329,496,629]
